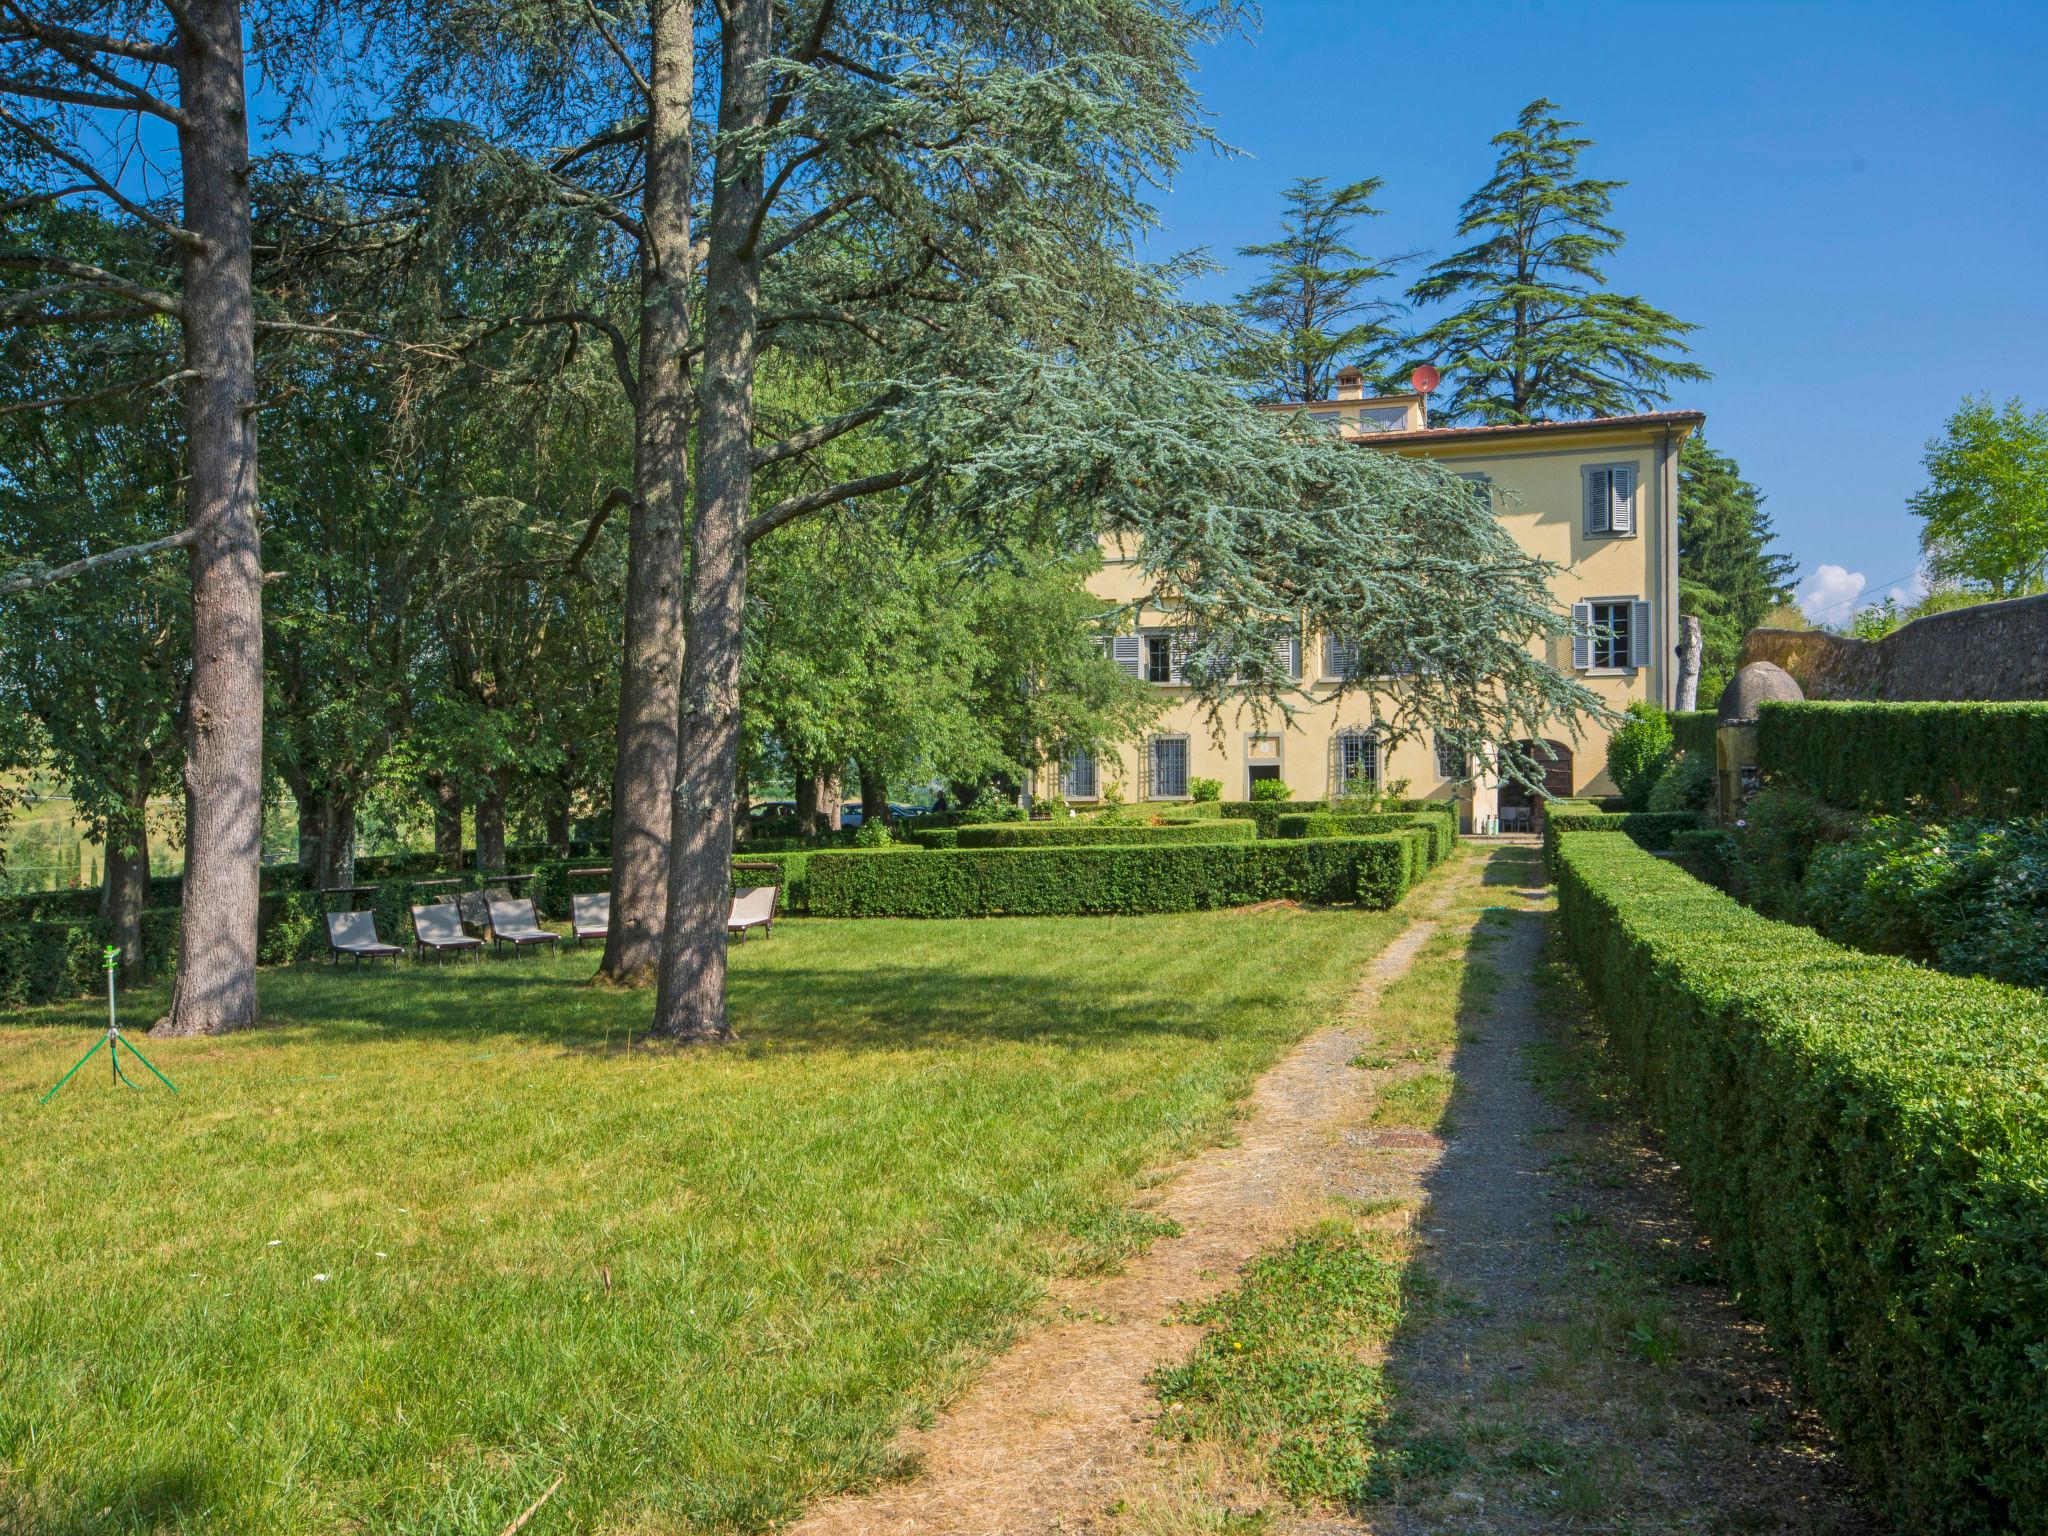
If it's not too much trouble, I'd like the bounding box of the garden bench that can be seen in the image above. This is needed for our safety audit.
[486,896,559,956]
[410,901,483,961]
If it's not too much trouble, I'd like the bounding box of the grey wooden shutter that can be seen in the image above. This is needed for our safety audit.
[1583,469,1610,535]
[1630,600,1652,669]
[1112,635,1142,677]
[1610,467,1635,534]
[1571,600,1593,670]
[1274,634,1299,680]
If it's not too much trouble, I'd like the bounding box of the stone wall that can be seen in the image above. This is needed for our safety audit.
[1739,592,2048,702]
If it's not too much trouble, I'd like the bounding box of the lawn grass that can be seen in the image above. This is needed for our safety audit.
[0,903,1410,1535]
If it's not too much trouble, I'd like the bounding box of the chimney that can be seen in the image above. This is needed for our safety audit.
[1334,366,1365,402]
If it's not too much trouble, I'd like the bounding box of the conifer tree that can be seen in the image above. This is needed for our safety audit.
[1409,98,1708,424]
[1233,176,1407,402]
[1677,438,1795,700]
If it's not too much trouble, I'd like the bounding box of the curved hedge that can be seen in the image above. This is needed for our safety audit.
[807,836,1414,918]
[955,819,1255,850]
[1758,699,2048,816]
[1555,832,2048,1531]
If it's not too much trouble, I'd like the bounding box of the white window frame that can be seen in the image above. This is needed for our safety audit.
[1143,632,1178,686]
[1148,735,1190,799]
[1581,462,1638,538]
[1571,597,1652,672]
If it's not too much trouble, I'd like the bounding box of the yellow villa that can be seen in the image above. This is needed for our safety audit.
[1053,369,1703,831]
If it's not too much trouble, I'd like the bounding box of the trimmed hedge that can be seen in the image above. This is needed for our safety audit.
[1554,831,2048,1531]
[0,908,181,1009]
[806,835,1415,918]
[956,819,1255,849]
[728,845,923,914]
[1218,799,1328,837]
[904,827,959,850]
[1541,810,1699,866]
[1275,810,1454,865]
[1758,699,2048,816]
[1670,709,1718,760]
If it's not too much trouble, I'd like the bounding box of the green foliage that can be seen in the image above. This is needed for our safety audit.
[727,846,922,915]
[1276,811,1455,865]
[1220,799,1330,837]
[1149,1223,1403,1502]
[0,909,180,1008]
[1910,394,2048,598]
[1668,710,1717,761]
[1554,832,2048,1531]
[1248,778,1295,803]
[1644,749,1715,814]
[1408,99,1708,424]
[851,822,894,849]
[956,821,1254,849]
[1678,438,1796,693]
[529,861,612,922]
[1756,700,2048,816]
[806,837,1416,918]
[1604,701,1674,810]
[1189,777,1222,803]
[1232,176,1408,403]
[904,827,959,850]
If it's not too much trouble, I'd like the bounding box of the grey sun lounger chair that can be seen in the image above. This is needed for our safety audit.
[410,901,483,961]
[571,891,610,945]
[486,896,559,956]
[727,885,778,941]
[326,909,403,966]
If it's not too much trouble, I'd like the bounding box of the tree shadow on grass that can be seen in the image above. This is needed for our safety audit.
[23,1463,211,1536]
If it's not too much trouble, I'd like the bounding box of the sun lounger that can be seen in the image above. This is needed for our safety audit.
[326,909,403,966]
[487,896,559,955]
[411,901,483,961]
[728,885,778,941]
[571,891,610,945]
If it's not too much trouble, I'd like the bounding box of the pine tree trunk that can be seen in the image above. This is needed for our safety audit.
[475,771,508,874]
[651,0,768,1043]
[1676,613,1703,713]
[598,0,695,987]
[429,774,464,865]
[101,800,151,987]
[858,765,888,824]
[154,0,265,1038]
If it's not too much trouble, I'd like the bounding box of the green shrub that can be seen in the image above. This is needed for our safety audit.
[1667,827,1735,887]
[956,820,1255,849]
[852,821,894,848]
[1189,776,1222,803]
[1553,831,2048,1531]
[806,836,1414,917]
[257,890,332,965]
[1645,748,1716,813]
[1248,778,1294,802]
[728,845,922,914]
[1668,709,1718,761]
[1605,700,1674,810]
[1541,810,1698,867]
[1757,699,2048,816]
[0,908,181,1008]
[529,861,615,921]
[1724,787,1862,921]
[904,827,959,850]
[1220,799,1328,837]
[1275,811,1453,866]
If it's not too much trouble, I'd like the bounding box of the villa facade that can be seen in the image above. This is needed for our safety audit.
[1053,374,1704,829]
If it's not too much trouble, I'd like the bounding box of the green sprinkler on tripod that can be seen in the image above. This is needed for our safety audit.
[40,945,178,1104]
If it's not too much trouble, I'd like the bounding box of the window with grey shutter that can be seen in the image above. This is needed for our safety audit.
[1582,464,1637,537]
[1273,633,1300,680]
[1111,635,1142,677]
[1629,600,1653,669]
[1149,736,1189,798]
[1323,635,1360,678]
[1144,634,1176,684]
[1570,600,1593,669]
[1581,599,1647,670]
[1061,749,1098,799]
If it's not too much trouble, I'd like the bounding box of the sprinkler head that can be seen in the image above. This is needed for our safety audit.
[102,945,121,972]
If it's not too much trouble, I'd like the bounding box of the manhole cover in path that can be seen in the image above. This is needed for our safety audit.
[1357,1128,1446,1150]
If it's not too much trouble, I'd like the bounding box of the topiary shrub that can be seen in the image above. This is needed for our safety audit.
[1189,776,1222,803]
[1275,811,1454,866]
[806,836,1413,917]
[1605,700,1674,810]
[956,820,1255,849]
[1554,831,2048,1531]
[1248,778,1294,802]
[1220,799,1328,838]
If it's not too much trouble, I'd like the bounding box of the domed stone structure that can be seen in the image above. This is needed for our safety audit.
[1716,659,1804,725]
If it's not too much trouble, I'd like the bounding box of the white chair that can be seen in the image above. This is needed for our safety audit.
[571,891,610,945]
[728,885,779,941]
[486,897,560,956]
[410,902,482,961]
[326,909,403,967]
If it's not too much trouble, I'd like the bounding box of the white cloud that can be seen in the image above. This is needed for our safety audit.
[1797,563,1865,621]
[1886,569,1930,608]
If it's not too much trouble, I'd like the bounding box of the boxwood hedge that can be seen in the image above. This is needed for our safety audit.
[0,908,181,1008]
[1540,810,1698,866]
[1555,831,2048,1531]
[956,819,1255,849]
[806,835,1414,918]
[1757,699,2048,816]
[1274,810,1454,864]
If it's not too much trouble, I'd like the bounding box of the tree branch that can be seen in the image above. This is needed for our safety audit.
[0,6,176,66]
[564,486,633,573]
[758,187,871,262]
[751,389,896,468]
[0,252,183,317]
[0,104,201,245]
[581,0,651,101]
[0,367,194,415]
[744,464,926,544]
[0,526,194,597]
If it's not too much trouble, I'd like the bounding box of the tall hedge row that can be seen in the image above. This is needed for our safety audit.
[1757,699,2048,816]
[1669,709,1718,760]
[0,909,182,1009]
[955,819,1255,849]
[806,835,1415,918]
[1554,832,2048,1531]
[1274,810,1455,864]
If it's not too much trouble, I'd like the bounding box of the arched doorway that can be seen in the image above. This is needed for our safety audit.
[1498,739,1573,831]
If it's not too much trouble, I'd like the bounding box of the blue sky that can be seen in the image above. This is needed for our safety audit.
[1146,0,2048,624]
